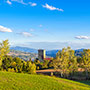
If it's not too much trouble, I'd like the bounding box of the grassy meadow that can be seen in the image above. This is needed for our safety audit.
[0,71,90,90]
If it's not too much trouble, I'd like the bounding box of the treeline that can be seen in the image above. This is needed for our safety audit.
[0,40,36,74]
[1,40,90,80]
[0,40,52,74]
[34,58,53,70]
[52,47,90,80]
[34,47,90,80]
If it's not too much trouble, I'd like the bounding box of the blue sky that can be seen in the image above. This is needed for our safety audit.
[0,0,90,49]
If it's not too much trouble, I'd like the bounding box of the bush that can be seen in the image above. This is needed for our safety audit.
[8,68,15,72]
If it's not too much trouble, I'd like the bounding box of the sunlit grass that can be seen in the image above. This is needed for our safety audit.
[0,71,90,90]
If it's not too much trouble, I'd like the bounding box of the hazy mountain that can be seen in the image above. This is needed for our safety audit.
[9,49,38,61]
[10,46,38,53]
[10,46,59,57]
[46,50,59,57]
[10,46,84,57]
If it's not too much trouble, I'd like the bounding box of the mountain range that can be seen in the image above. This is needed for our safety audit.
[10,46,84,57]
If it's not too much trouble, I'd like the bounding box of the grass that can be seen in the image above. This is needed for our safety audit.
[0,71,90,90]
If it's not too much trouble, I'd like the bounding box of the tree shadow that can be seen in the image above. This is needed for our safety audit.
[77,80,90,86]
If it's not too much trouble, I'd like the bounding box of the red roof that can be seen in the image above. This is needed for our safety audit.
[44,58,52,60]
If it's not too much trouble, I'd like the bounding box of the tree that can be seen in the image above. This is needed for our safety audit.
[68,48,78,77]
[26,61,36,74]
[22,61,27,71]
[42,60,49,69]
[0,40,10,66]
[82,49,90,79]
[2,55,13,70]
[11,62,16,68]
[34,58,42,70]
[53,47,78,78]
[13,57,23,73]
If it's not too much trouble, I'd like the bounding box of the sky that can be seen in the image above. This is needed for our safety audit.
[0,0,90,50]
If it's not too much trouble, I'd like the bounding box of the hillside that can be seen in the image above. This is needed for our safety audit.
[10,46,38,53]
[8,50,38,61]
[10,46,84,57]
[0,72,90,90]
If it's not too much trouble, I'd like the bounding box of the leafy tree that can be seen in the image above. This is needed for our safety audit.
[42,60,49,69]
[0,40,10,66]
[26,61,36,74]
[8,68,15,72]
[82,49,90,79]
[13,57,22,65]
[34,58,42,70]
[11,62,16,68]
[2,55,13,70]
[22,61,27,71]
[53,47,78,78]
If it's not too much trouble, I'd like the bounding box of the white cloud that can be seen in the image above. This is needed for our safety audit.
[42,3,64,12]
[0,25,12,32]
[18,32,33,37]
[18,42,90,50]
[75,36,90,39]
[7,0,12,5]
[11,0,27,5]
[29,2,37,6]
[9,0,37,6]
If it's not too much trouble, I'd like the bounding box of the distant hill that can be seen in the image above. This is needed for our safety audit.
[9,49,37,61]
[10,46,59,57]
[46,49,84,57]
[75,49,84,57]
[0,71,90,90]
[10,46,38,53]
[46,50,59,57]
[10,46,84,58]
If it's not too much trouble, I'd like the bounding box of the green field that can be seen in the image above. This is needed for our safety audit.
[0,71,90,90]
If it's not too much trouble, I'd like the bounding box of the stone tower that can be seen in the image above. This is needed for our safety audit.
[38,49,46,61]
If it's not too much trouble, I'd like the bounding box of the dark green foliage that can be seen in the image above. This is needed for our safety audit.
[34,58,53,70]
[42,60,50,69]
[26,61,36,74]
[34,59,42,70]
[2,55,13,70]
[0,40,36,74]
[2,55,36,74]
